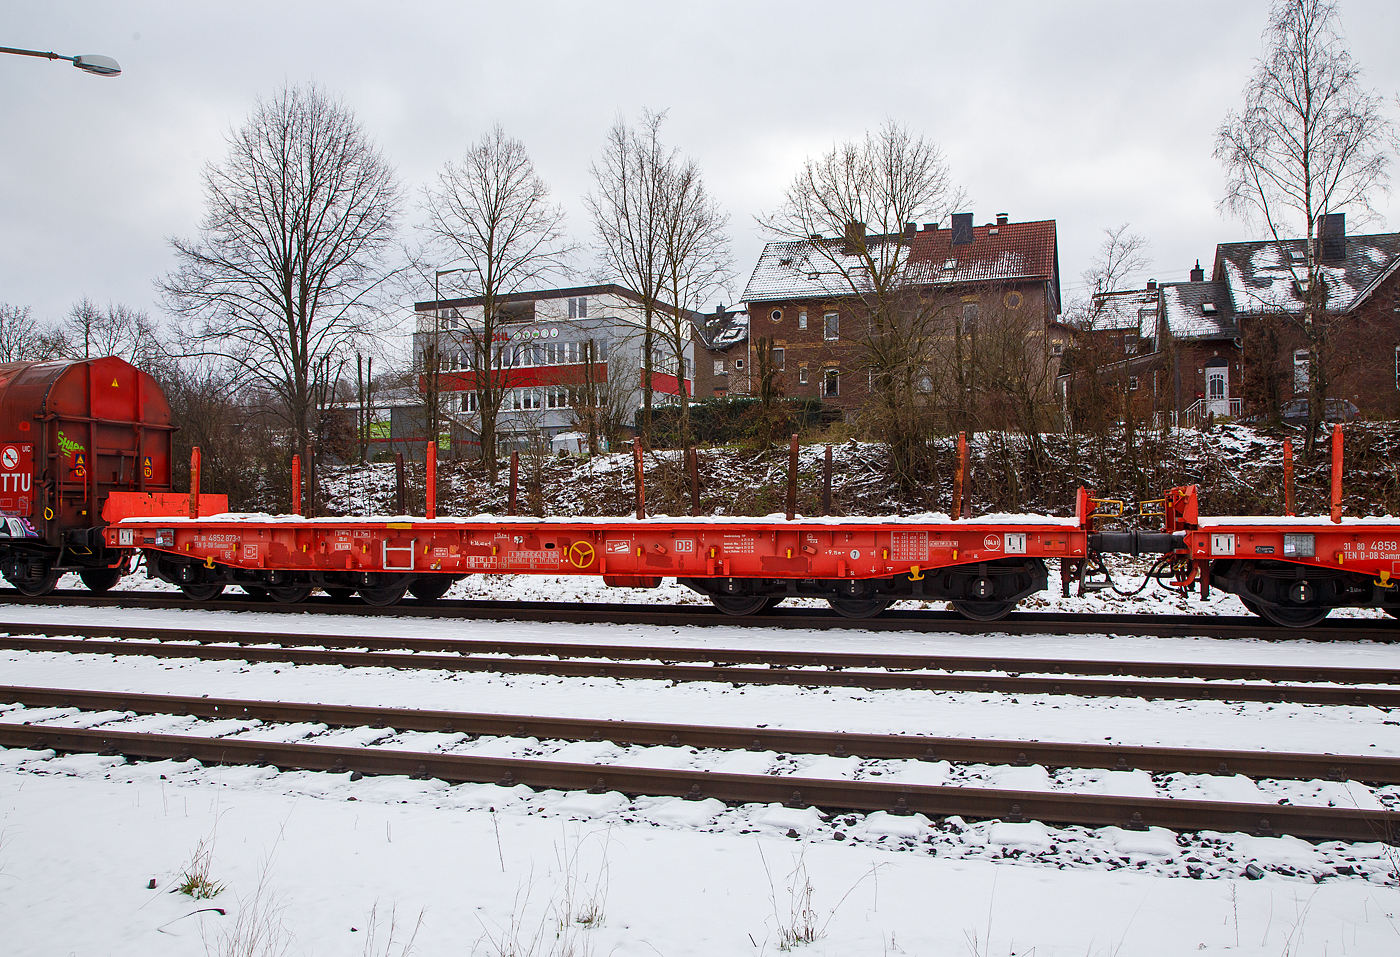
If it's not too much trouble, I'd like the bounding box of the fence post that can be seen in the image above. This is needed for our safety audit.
[633,436,646,519]
[394,452,405,515]
[509,450,519,516]
[786,434,799,520]
[952,431,968,519]
[1330,424,1343,523]
[688,447,701,517]
[291,454,302,516]
[189,447,201,520]
[821,445,832,516]
[305,444,316,518]
[1283,438,1295,517]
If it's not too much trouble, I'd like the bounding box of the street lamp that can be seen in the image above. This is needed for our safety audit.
[0,45,121,76]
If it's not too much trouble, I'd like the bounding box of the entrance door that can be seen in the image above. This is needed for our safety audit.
[1206,365,1229,416]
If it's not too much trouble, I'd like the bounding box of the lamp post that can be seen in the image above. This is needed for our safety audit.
[0,46,121,76]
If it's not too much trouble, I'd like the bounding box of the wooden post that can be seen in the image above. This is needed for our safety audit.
[1330,423,1343,523]
[821,445,832,516]
[1283,438,1295,517]
[633,436,646,519]
[394,452,405,515]
[189,447,201,519]
[951,431,967,520]
[291,454,301,516]
[786,434,798,520]
[426,440,437,520]
[508,450,519,516]
[688,447,701,517]
[305,444,316,518]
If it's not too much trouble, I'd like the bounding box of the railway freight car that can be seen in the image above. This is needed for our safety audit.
[0,356,218,595]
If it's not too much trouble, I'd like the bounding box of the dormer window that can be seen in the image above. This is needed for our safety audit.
[943,259,957,270]
[1202,302,1217,314]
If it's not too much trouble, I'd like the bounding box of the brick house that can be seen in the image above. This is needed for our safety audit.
[691,304,749,398]
[740,213,1064,415]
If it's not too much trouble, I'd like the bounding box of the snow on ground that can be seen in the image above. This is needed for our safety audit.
[2,571,1399,954]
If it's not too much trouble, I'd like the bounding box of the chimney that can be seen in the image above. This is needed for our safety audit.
[903,222,916,240]
[950,212,974,246]
[923,222,937,231]
[1146,279,1158,292]
[715,303,725,316]
[1318,212,1346,263]
[996,212,1008,226]
[808,233,823,241]
[842,221,866,255]
[1189,260,1204,282]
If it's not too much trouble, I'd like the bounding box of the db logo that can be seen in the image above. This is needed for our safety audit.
[983,535,1002,551]
[0,447,17,469]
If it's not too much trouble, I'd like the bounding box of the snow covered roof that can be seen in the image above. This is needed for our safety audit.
[1214,233,1400,316]
[1088,288,1159,336]
[741,219,1059,307]
[697,307,748,351]
[1160,280,1239,341]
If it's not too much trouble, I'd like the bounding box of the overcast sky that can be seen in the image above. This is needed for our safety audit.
[4,1,1399,362]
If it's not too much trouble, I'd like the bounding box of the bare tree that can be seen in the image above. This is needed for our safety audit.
[1074,225,1153,317]
[586,110,677,447]
[420,125,573,480]
[161,83,402,457]
[61,298,167,371]
[0,303,65,362]
[1215,0,1392,451]
[759,120,966,493]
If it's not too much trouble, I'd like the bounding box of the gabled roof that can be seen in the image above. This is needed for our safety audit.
[741,219,1060,310]
[1160,280,1238,341]
[1213,233,1400,316]
[1088,288,1159,336]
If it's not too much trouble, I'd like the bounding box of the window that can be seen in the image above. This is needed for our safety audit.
[734,359,744,370]
[511,389,541,411]
[685,358,694,380]
[461,391,478,413]
[770,308,782,322]
[568,297,588,318]
[1128,376,1140,391]
[546,388,571,409]
[961,303,979,336]
[799,366,808,385]
[1293,349,1310,392]
[823,368,839,397]
[714,359,726,375]
[798,311,807,330]
[772,347,785,370]
[824,312,839,340]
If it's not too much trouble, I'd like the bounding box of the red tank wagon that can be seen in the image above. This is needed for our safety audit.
[0,357,210,595]
[103,500,1091,618]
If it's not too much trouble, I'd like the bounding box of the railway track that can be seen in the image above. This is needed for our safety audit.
[4,589,1398,640]
[3,622,1400,705]
[2,685,1395,842]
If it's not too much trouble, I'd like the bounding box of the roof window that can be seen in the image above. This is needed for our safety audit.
[1202,302,1217,314]
[943,259,957,270]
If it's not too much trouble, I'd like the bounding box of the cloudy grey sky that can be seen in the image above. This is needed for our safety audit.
[4,1,1399,359]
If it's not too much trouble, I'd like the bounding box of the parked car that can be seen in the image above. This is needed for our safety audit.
[1279,397,1359,423]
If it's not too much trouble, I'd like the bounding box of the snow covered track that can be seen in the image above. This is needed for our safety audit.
[2,702,1396,843]
[5,590,1399,639]
[5,622,1400,704]
[6,684,1400,784]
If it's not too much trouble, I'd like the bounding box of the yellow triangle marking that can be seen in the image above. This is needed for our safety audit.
[111,379,120,387]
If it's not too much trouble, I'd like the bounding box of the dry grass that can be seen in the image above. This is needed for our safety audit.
[178,836,225,900]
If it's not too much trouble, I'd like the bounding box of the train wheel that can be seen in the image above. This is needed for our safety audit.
[80,567,123,593]
[323,588,356,602]
[180,583,225,601]
[951,600,1014,622]
[1254,603,1330,628]
[709,594,771,616]
[826,597,892,619]
[408,576,453,602]
[359,583,409,607]
[268,585,312,604]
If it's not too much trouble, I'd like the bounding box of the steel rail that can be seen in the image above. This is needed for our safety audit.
[5,622,1399,686]
[2,631,1398,706]
[0,723,1393,843]
[5,684,1398,783]
[4,591,1397,640]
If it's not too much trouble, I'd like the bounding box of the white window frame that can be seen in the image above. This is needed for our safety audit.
[798,366,808,385]
[772,347,785,370]
[798,311,808,330]
[823,368,839,397]
[824,312,839,341]
[713,359,725,375]
[1293,349,1310,393]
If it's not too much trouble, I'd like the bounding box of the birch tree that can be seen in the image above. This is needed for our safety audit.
[1215,0,1392,450]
